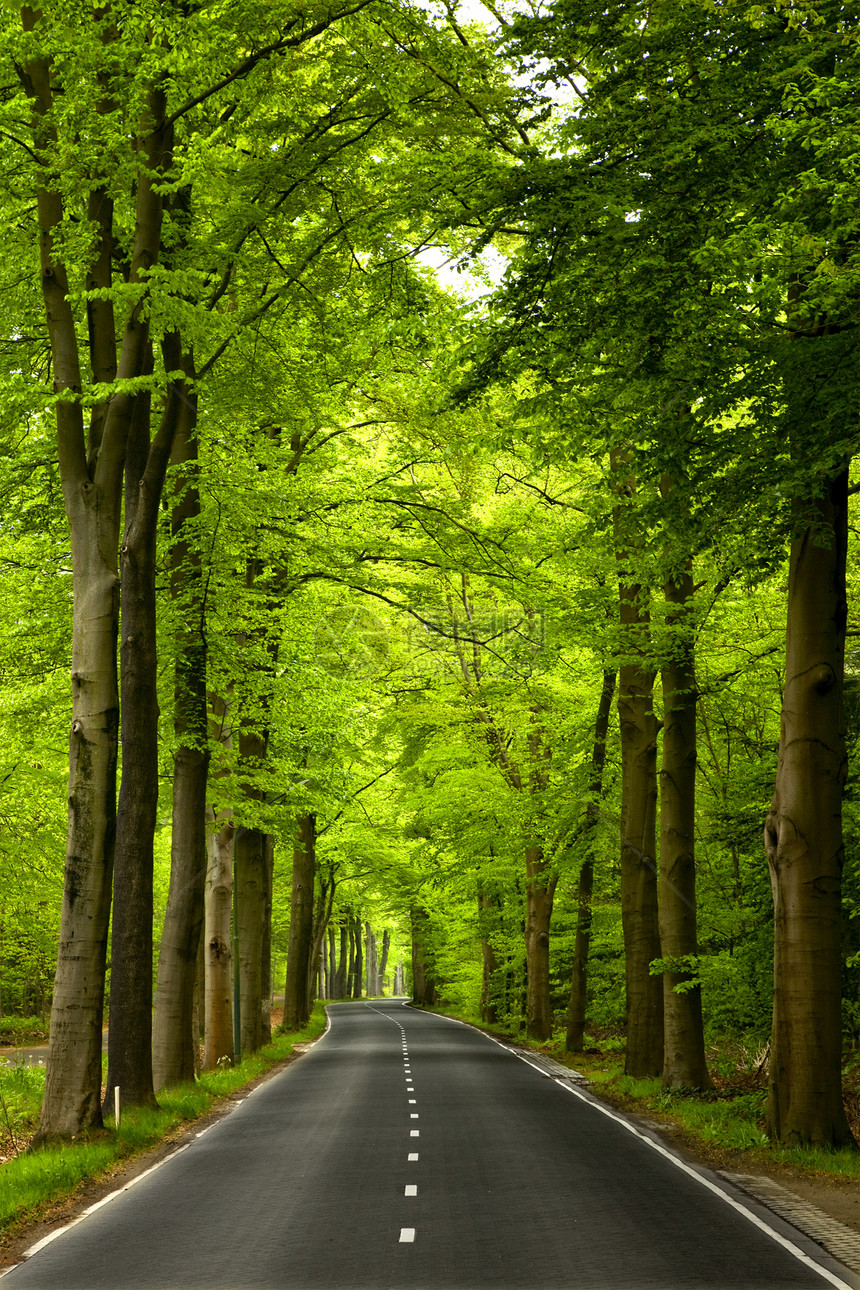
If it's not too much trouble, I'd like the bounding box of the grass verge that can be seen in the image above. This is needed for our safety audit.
[0,1007,327,1235]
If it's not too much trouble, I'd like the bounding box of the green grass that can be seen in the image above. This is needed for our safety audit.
[0,1007,327,1233]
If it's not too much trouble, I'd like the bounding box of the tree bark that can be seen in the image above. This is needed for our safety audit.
[107,351,181,1111]
[283,813,316,1029]
[365,924,378,997]
[307,866,335,1017]
[236,816,267,1053]
[22,24,160,1143]
[346,918,356,996]
[567,668,616,1052]
[478,885,500,1024]
[659,551,711,1090]
[378,928,391,996]
[524,846,556,1040]
[153,380,209,1091]
[260,834,274,1043]
[351,912,364,999]
[410,907,436,1007]
[203,695,234,1071]
[328,927,337,999]
[765,466,854,1145]
[335,920,348,998]
[614,474,663,1077]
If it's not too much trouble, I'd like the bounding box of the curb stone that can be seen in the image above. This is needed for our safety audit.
[720,1172,860,1274]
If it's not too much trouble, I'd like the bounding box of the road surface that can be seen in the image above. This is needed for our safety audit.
[3,1001,857,1289]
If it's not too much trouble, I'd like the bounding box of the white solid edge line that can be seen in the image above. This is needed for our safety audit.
[13,1014,337,1270]
[399,1004,855,1290]
[557,1081,854,1290]
[18,1141,194,1262]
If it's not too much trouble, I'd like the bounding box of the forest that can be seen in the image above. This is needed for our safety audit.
[0,0,857,1156]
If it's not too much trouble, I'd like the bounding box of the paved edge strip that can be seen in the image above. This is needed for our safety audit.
[720,1173,860,1276]
[403,1005,856,1290]
[2,1016,336,1276]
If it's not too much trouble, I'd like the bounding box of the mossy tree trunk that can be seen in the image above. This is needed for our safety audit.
[658,547,711,1091]
[567,668,615,1052]
[765,464,854,1146]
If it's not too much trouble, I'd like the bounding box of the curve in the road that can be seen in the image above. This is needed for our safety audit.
[2,1001,857,1290]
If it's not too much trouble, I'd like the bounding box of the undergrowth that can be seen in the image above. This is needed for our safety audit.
[0,1018,49,1047]
[0,1006,327,1234]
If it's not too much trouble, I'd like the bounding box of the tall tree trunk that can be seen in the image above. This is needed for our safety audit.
[105,385,160,1113]
[378,929,391,996]
[618,639,663,1077]
[203,696,234,1070]
[234,549,278,1055]
[335,921,348,998]
[525,847,557,1040]
[22,22,160,1144]
[100,86,174,1115]
[236,816,267,1054]
[328,927,337,998]
[351,912,363,999]
[284,813,316,1029]
[34,492,119,1143]
[659,551,711,1090]
[567,668,616,1052]
[260,835,274,1043]
[614,457,663,1079]
[234,720,269,1055]
[765,466,854,1145]
[203,805,234,1069]
[478,884,500,1024]
[346,918,356,996]
[410,907,436,1006]
[153,380,209,1091]
[307,867,335,1018]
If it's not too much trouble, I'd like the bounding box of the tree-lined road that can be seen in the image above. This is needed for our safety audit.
[4,1004,856,1289]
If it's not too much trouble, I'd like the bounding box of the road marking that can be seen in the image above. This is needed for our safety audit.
[408,1098,417,1104]
[15,1141,194,1263]
[397,1003,858,1290]
[405,1185,418,1197]
[410,1129,420,1137]
[399,1228,416,1243]
[552,1083,857,1290]
[410,1113,419,1119]
[408,1152,419,1161]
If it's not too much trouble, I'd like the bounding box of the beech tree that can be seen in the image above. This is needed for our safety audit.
[4,0,860,1159]
[460,0,860,1141]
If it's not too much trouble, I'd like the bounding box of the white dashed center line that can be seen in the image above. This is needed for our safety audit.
[410,1113,419,1119]
[408,1152,419,1161]
[410,1129,419,1137]
[405,1185,418,1197]
[400,1228,416,1243]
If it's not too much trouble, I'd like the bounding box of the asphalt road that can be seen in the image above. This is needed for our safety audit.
[3,1001,857,1290]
